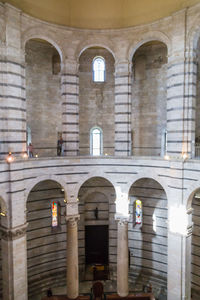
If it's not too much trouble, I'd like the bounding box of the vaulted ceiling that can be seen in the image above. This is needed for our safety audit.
[1,0,200,29]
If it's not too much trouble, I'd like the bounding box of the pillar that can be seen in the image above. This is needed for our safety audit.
[66,215,79,299]
[117,219,129,297]
[114,60,132,156]
[0,4,26,158]
[61,59,79,156]
[0,223,28,300]
[166,50,197,159]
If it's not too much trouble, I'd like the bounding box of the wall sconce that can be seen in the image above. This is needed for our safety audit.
[182,153,188,160]
[164,154,170,160]
[0,212,6,217]
[64,199,67,203]
[22,153,28,159]
[35,154,38,158]
[6,152,14,163]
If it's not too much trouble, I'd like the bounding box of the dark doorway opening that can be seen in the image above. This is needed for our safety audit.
[85,225,108,265]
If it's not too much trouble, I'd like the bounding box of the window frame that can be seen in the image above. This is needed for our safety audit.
[92,56,106,82]
[90,126,103,156]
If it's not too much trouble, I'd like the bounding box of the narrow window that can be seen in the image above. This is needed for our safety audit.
[93,57,105,82]
[135,199,142,225]
[52,201,60,227]
[90,127,103,156]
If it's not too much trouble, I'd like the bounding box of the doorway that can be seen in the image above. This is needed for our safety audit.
[85,225,108,264]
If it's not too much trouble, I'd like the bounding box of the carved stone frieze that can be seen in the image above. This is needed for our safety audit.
[0,223,28,241]
[65,215,80,227]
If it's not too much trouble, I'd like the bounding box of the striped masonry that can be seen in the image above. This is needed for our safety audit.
[26,180,66,298]
[166,57,197,157]
[61,72,79,156]
[191,196,200,298]
[128,178,167,292]
[0,58,27,157]
[115,66,132,156]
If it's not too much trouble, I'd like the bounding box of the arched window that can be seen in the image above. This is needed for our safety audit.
[51,201,61,227]
[90,127,103,156]
[93,57,105,82]
[135,199,142,225]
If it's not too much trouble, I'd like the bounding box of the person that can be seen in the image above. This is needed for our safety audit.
[94,207,98,219]
[57,136,63,156]
[27,143,33,158]
[47,288,52,297]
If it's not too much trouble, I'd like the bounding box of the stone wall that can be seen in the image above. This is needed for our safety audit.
[0,222,1,299]
[78,177,116,280]
[79,48,115,156]
[195,39,200,146]
[26,180,66,299]
[128,178,167,298]
[131,42,167,156]
[191,195,200,299]
[25,40,62,157]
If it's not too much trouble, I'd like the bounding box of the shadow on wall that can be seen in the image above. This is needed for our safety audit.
[131,41,168,157]
[128,178,167,300]
[25,39,62,158]
[26,180,66,299]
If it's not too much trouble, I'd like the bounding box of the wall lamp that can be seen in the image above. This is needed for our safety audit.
[6,152,14,163]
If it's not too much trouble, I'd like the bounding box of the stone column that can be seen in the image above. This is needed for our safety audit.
[61,59,79,156]
[66,215,79,299]
[166,51,196,159]
[0,223,28,300]
[117,219,129,297]
[0,5,26,158]
[114,60,132,156]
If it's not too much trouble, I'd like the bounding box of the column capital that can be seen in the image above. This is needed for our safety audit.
[0,223,28,241]
[115,216,129,225]
[62,58,79,74]
[115,60,132,76]
[65,214,80,226]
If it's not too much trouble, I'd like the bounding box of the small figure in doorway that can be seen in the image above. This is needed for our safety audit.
[147,283,152,293]
[57,136,63,156]
[27,143,33,158]
[94,207,99,220]
[46,288,52,297]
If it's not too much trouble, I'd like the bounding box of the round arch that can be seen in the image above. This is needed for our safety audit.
[185,181,200,211]
[74,174,117,201]
[78,189,111,206]
[76,41,116,61]
[187,12,200,51]
[127,172,169,200]
[128,30,171,61]
[22,26,64,63]
[25,175,69,204]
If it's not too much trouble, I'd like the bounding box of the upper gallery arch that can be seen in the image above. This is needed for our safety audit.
[21,26,64,63]
[128,31,171,61]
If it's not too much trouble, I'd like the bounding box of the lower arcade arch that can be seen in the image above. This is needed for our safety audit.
[0,198,3,299]
[77,177,116,282]
[187,188,200,300]
[128,178,168,298]
[26,180,66,299]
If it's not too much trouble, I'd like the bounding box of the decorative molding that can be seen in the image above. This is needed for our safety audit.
[187,224,193,237]
[66,214,80,227]
[0,223,28,241]
[115,216,129,225]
